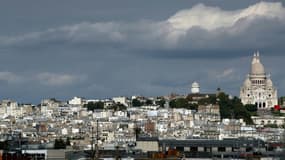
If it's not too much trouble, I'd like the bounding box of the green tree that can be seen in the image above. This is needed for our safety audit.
[188,103,198,110]
[169,98,188,108]
[217,93,253,124]
[113,103,127,111]
[245,104,257,112]
[84,102,104,111]
[279,97,285,105]
[169,99,176,108]
[169,98,198,110]
[233,104,253,124]
[155,99,165,108]
[132,99,142,107]
[145,99,153,105]
[198,95,217,105]
[217,92,232,119]
[175,98,188,108]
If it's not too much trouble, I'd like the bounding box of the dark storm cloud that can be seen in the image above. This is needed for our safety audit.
[0,1,284,103]
[1,2,285,59]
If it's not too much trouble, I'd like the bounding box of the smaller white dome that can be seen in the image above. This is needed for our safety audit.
[243,77,251,86]
[191,81,200,94]
[266,78,273,86]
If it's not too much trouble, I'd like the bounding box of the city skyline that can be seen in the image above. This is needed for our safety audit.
[0,1,285,103]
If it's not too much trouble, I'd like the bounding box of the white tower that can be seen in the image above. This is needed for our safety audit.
[191,81,200,94]
[240,52,278,109]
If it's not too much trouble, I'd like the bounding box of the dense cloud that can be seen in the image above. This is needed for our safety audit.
[0,2,284,102]
[1,2,285,56]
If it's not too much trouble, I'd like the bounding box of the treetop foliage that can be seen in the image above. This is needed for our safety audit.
[169,92,257,124]
[84,102,104,111]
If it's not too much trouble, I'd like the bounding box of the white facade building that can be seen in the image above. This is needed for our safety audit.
[240,52,278,109]
[0,100,22,117]
[251,116,285,126]
[68,96,86,106]
[112,96,129,107]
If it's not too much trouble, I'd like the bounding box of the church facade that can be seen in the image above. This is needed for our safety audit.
[240,52,278,109]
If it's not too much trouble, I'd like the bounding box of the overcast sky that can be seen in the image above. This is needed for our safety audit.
[0,0,285,103]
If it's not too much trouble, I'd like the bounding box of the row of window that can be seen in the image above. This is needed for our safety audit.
[176,146,255,152]
[252,80,265,84]
[260,120,278,124]
[255,102,266,108]
[247,94,272,98]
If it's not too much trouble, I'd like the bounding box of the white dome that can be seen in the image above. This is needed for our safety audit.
[251,52,265,75]
[191,81,200,94]
[243,77,251,86]
[192,81,200,88]
[266,78,273,86]
[251,62,265,75]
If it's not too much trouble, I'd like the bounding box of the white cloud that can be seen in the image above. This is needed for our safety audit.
[206,68,238,81]
[167,2,285,31]
[0,71,23,83]
[36,72,86,86]
[1,2,285,102]
[0,71,85,86]
[0,2,284,55]
[216,68,235,79]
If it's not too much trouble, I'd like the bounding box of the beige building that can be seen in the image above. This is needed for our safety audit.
[251,116,285,126]
[0,99,22,117]
[136,137,159,152]
[240,52,278,109]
